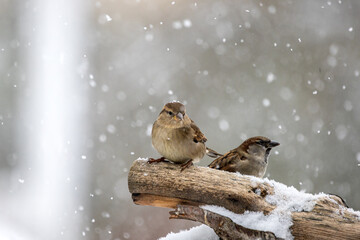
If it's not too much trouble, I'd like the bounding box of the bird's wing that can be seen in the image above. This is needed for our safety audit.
[190,120,207,143]
[208,150,240,171]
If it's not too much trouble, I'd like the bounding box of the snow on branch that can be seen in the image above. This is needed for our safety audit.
[128,159,360,240]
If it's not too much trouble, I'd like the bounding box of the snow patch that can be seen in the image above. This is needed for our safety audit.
[346,207,360,220]
[202,205,292,239]
[159,225,218,240]
[259,177,326,212]
[202,176,330,239]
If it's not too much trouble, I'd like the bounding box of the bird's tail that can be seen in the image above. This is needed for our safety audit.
[206,147,223,158]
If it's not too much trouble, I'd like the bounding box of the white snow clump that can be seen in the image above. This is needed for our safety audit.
[159,224,218,240]
[201,175,330,239]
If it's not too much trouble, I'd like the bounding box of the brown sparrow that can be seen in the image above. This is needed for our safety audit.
[150,102,210,171]
[208,136,279,178]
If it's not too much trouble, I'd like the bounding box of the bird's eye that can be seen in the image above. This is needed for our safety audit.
[168,111,173,116]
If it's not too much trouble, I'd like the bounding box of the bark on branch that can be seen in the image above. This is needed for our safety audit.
[170,205,282,240]
[128,159,360,240]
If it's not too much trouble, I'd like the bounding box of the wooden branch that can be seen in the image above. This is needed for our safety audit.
[128,159,360,239]
[170,205,282,240]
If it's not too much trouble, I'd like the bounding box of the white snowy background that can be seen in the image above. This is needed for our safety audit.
[0,0,360,239]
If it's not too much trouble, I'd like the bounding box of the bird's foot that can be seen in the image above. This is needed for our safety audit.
[180,159,193,172]
[148,157,166,164]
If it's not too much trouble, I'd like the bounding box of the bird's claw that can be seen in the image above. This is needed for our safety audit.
[148,157,166,164]
[180,159,193,172]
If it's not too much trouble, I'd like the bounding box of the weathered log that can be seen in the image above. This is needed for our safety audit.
[128,159,360,239]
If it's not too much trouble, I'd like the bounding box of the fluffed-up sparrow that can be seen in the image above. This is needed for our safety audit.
[208,136,279,178]
[150,102,213,171]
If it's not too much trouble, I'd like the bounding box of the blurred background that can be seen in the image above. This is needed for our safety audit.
[1,0,360,239]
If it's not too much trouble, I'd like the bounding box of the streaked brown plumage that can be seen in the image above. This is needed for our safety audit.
[150,102,208,170]
[208,136,279,178]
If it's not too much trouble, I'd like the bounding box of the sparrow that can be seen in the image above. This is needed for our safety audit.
[150,102,212,171]
[208,136,279,178]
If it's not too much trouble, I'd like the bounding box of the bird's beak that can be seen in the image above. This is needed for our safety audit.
[268,141,280,148]
[174,112,184,121]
